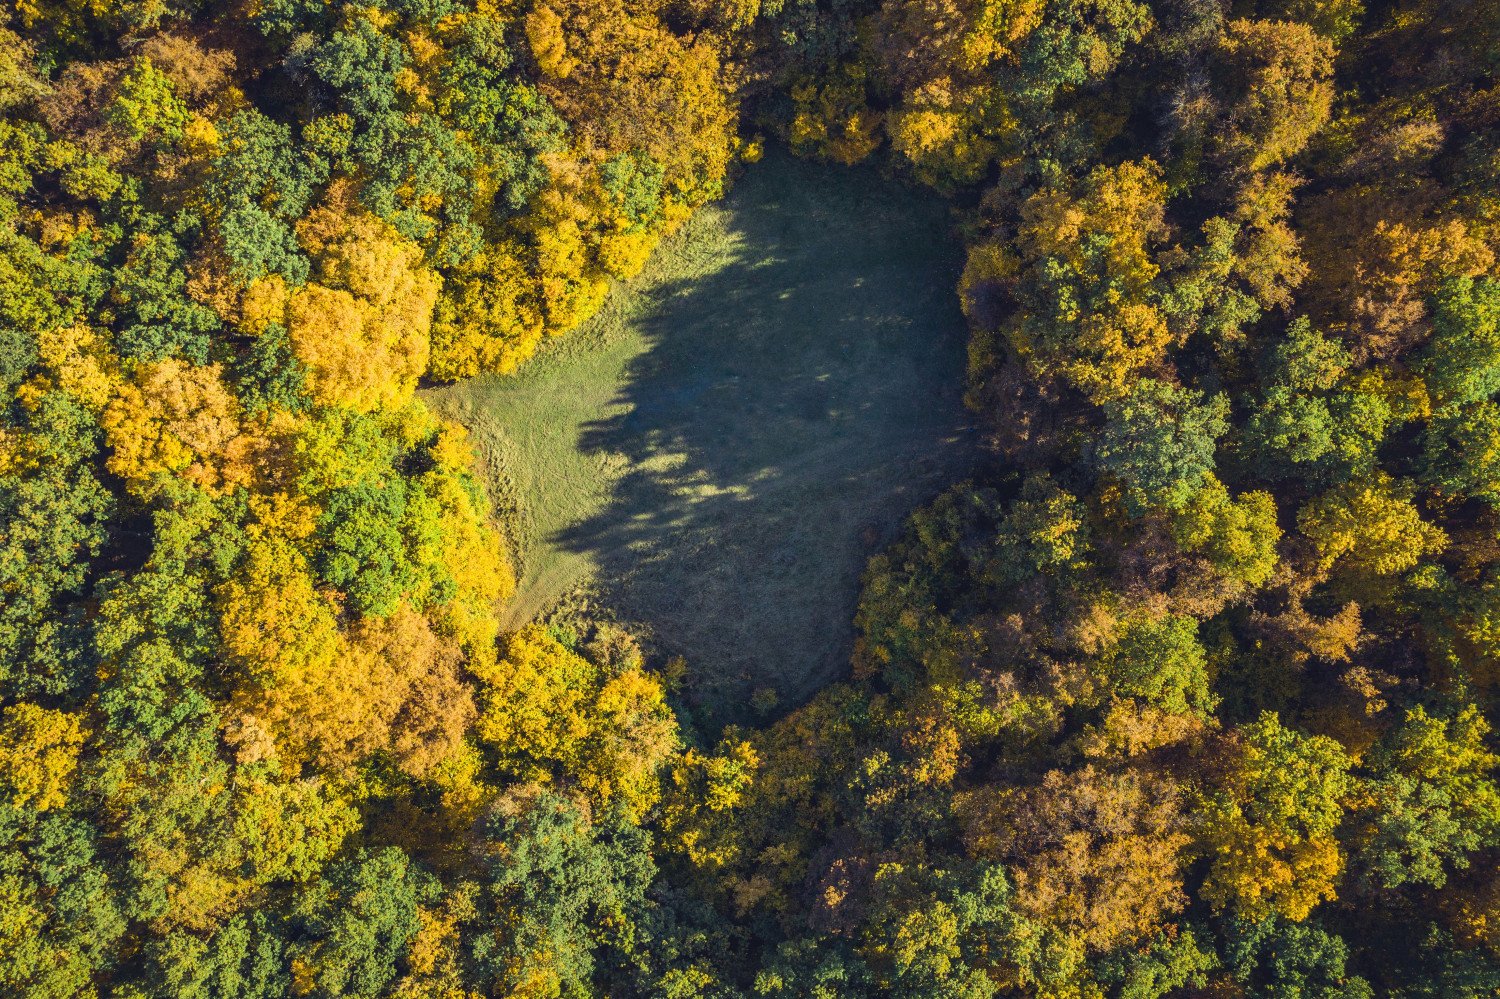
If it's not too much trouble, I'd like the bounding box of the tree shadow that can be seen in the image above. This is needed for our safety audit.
[552,150,978,722]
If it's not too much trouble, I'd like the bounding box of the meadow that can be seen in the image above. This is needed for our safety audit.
[424,149,976,715]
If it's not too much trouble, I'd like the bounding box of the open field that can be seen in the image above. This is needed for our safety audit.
[424,149,976,714]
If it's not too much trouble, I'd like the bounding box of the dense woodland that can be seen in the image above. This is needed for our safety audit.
[1,0,1498,995]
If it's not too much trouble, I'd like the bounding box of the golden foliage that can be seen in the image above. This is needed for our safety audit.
[238,604,476,775]
[955,764,1190,951]
[1298,471,1449,575]
[0,703,87,811]
[474,626,677,819]
[288,206,440,412]
[101,358,264,498]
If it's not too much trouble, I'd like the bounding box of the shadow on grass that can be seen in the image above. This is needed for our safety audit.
[552,151,977,722]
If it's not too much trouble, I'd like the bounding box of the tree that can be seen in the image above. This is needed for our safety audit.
[0,806,126,999]
[0,390,112,700]
[1092,924,1219,999]
[1421,400,1500,504]
[1211,20,1335,174]
[1416,276,1500,409]
[470,789,655,997]
[1009,160,1177,402]
[238,602,475,774]
[201,109,320,286]
[101,359,263,500]
[436,11,566,214]
[1297,472,1448,576]
[1170,475,1281,590]
[1355,705,1500,890]
[109,57,190,144]
[1200,713,1355,921]
[138,913,291,999]
[1223,917,1373,999]
[473,625,677,819]
[109,226,222,364]
[955,765,1191,952]
[290,848,432,999]
[0,703,86,811]
[1104,614,1216,716]
[286,206,439,413]
[987,475,1090,583]
[1095,378,1230,514]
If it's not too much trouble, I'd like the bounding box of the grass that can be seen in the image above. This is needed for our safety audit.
[423,148,976,717]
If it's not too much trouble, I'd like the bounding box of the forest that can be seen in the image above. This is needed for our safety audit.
[0,0,1497,996]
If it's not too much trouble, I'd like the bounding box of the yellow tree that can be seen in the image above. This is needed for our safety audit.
[1298,471,1448,576]
[0,703,87,811]
[1008,159,1176,402]
[1212,19,1335,175]
[286,204,440,412]
[101,358,264,499]
[955,765,1191,952]
[473,626,678,819]
[1200,712,1355,921]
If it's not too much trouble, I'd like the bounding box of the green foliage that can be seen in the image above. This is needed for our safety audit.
[204,110,319,285]
[471,791,655,995]
[1106,614,1215,715]
[989,475,1090,583]
[139,914,291,999]
[1417,277,1500,409]
[1093,925,1219,999]
[1421,399,1500,503]
[754,938,875,998]
[110,225,222,364]
[1273,318,1350,393]
[290,848,431,999]
[0,393,112,699]
[0,805,125,999]
[110,58,191,144]
[1095,378,1229,514]
[1223,918,1373,999]
[308,17,478,258]
[231,323,309,414]
[601,151,667,230]
[1241,321,1393,485]
[436,11,567,213]
[1170,475,1281,589]
[1356,706,1500,890]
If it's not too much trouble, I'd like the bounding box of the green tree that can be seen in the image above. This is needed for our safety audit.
[203,110,320,286]
[1223,918,1373,999]
[470,790,655,996]
[0,806,126,999]
[0,392,112,700]
[1170,475,1281,589]
[1356,705,1500,890]
[290,848,432,999]
[1093,924,1219,999]
[1417,276,1500,409]
[1095,378,1230,514]
[138,914,291,999]
[110,224,222,364]
[1107,614,1216,715]
[1421,400,1500,503]
[1200,713,1355,921]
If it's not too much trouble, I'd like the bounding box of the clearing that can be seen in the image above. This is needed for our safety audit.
[424,148,976,716]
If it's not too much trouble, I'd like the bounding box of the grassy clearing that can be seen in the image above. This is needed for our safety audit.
[424,148,976,716]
